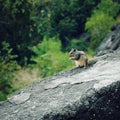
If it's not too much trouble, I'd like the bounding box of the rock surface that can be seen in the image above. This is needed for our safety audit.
[97,24,120,56]
[0,49,120,120]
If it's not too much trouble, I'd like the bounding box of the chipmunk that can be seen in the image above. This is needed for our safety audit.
[69,48,88,68]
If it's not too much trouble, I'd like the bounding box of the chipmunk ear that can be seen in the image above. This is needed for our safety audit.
[71,48,76,52]
[69,48,77,54]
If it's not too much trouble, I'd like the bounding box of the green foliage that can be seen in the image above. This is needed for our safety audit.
[0,41,19,101]
[1,0,120,65]
[86,11,115,50]
[31,37,74,77]
[96,0,120,17]
[86,47,97,56]
[32,0,100,49]
[0,0,101,65]
[85,0,120,50]
[67,38,89,52]
[0,0,37,65]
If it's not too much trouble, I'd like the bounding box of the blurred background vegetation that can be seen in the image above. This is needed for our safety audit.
[0,0,120,101]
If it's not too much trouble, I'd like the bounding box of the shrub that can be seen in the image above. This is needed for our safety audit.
[67,36,89,52]
[30,37,74,77]
[85,0,120,50]
[0,41,19,101]
[86,11,115,50]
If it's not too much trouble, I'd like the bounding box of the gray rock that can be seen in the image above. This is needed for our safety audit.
[8,92,31,105]
[97,24,120,56]
[0,49,120,120]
